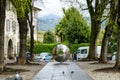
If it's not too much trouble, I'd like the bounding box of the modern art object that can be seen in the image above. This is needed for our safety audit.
[52,44,70,62]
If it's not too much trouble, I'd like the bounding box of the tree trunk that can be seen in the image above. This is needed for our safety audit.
[0,0,6,72]
[100,26,111,63]
[114,21,120,69]
[88,20,100,60]
[17,18,28,64]
[114,0,120,69]
[86,0,108,60]
[30,26,34,61]
[27,1,34,61]
[100,0,116,63]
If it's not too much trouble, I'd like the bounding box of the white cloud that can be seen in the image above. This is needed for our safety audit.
[34,0,64,17]
[34,0,89,17]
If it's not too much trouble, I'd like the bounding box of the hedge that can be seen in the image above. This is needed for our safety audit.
[27,43,90,54]
[27,42,117,55]
[27,43,57,54]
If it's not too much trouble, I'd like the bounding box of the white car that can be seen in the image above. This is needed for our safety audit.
[112,52,116,61]
[76,46,101,60]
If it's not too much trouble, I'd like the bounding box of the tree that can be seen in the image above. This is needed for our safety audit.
[10,0,31,64]
[55,23,65,42]
[17,16,28,64]
[60,0,109,59]
[56,6,90,44]
[43,31,56,43]
[27,0,42,61]
[26,0,34,61]
[0,0,6,71]
[114,0,120,69]
[86,0,109,59]
[100,0,117,63]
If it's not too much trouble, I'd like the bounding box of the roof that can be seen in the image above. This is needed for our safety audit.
[33,6,41,11]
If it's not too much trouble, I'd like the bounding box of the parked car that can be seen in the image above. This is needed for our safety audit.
[44,54,52,61]
[111,52,116,61]
[76,46,101,60]
[108,52,116,61]
[34,52,51,61]
[26,51,30,60]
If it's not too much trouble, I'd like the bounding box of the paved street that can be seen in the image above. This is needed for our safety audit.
[33,62,93,80]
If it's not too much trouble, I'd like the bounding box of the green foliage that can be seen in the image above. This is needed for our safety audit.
[27,43,57,54]
[10,0,31,19]
[43,30,56,43]
[57,49,64,54]
[108,23,117,53]
[27,42,90,54]
[27,37,41,45]
[108,43,117,53]
[111,24,118,43]
[55,6,90,44]
[55,23,65,42]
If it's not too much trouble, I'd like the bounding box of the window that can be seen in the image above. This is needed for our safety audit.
[81,49,87,54]
[77,49,81,53]
[12,21,16,33]
[6,19,10,32]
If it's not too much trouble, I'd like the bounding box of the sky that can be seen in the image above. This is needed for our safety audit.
[34,0,64,17]
[34,0,89,18]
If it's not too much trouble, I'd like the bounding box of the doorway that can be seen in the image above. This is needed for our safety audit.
[7,39,13,59]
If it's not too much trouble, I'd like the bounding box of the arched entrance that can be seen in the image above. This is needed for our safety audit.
[8,39,14,59]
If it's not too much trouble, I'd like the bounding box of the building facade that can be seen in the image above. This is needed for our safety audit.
[4,0,40,60]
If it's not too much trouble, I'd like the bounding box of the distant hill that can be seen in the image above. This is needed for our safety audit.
[37,14,106,31]
[38,14,61,31]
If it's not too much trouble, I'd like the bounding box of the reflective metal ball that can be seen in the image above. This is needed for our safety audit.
[52,44,70,62]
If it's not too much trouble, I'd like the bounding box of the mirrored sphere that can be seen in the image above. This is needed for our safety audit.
[52,44,70,62]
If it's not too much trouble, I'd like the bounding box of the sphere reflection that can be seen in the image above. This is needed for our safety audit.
[52,44,70,62]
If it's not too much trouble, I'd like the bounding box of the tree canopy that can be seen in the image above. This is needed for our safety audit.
[55,6,90,44]
[10,0,31,18]
[43,30,56,43]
